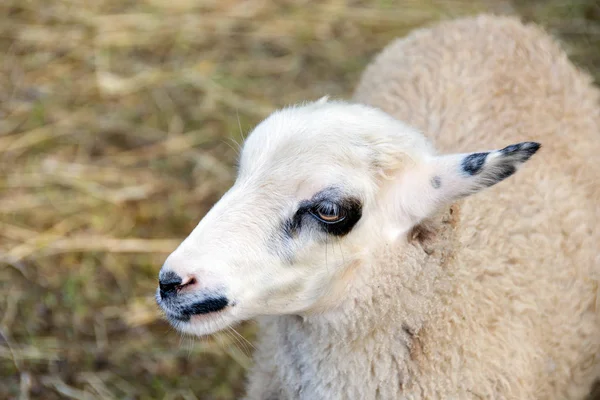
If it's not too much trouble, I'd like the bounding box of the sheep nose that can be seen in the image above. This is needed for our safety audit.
[159,270,183,299]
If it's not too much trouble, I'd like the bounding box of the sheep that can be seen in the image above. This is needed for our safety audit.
[155,14,600,399]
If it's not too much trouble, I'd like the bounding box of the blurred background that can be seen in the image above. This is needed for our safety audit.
[0,0,598,399]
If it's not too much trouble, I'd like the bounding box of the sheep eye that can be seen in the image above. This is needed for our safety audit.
[311,202,346,224]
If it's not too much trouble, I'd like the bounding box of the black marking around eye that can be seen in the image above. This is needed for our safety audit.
[431,176,441,189]
[461,152,488,175]
[283,187,362,239]
[284,201,310,237]
[319,197,362,236]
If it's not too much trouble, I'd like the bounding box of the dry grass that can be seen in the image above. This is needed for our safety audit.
[0,0,598,399]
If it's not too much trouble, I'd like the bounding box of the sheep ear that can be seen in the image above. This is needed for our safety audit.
[395,142,541,227]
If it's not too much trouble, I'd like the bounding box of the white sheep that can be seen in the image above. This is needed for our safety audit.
[155,14,600,399]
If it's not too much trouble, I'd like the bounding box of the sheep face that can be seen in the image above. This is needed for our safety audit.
[156,99,540,337]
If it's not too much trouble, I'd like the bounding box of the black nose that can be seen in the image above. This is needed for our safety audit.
[159,270,182,299]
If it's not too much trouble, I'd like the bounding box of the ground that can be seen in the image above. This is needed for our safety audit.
[1,0,598,399]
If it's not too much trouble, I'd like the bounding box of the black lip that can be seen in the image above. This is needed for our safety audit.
[160,295,230,322]
[184,296,229,315]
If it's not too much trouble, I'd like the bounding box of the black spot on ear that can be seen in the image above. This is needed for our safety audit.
[499,144,521,155]
[489,164,516,185]
[431,176,441,189]
[499,142,541,162]
[462,152,488,175]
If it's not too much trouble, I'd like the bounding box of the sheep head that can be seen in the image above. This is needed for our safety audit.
[155,98,540,336]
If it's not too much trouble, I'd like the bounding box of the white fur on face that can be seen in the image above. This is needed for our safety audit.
[156,99,540,336]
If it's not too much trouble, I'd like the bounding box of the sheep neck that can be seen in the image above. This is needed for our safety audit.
[305,204,458,336]
[258,205,460,396]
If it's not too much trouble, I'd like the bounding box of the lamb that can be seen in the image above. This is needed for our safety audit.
[155,14,600,399]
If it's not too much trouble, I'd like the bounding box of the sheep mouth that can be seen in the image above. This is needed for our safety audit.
[161,299,239,337]
[156,289,231,323]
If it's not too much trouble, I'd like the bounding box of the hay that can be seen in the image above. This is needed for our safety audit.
[1,0,598,398]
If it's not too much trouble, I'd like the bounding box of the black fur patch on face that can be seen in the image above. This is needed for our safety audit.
[461,152,488,175]
[285,187,362,238]
[431,176,441,189]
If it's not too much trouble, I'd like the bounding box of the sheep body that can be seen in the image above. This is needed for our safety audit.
[243,14,600,399]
